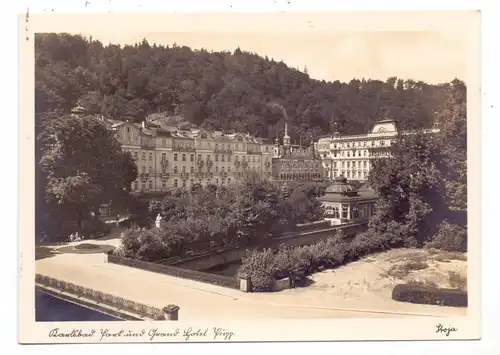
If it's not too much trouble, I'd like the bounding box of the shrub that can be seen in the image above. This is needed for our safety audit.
[273,248,294,280]
[238,249,277,291]
[323,235,348,266]
[288,246,314,281]
[118,229,143,258]
[74,243,100,250]
[347,231,391,261]
[81,218,111,238]
[448,271,467,291]
[308,240,330,268]
[392,284,467,307]
[136,230,172,262]
[405,259,428,271]
[384,259,429,279]
[425,220,467,252]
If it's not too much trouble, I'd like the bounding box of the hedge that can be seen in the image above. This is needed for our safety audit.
[391,284,467,307]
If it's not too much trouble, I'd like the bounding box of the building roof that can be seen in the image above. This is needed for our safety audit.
[319,176,379,203]
[325,180,358,195]
[319,190,379,203]
[376,118,397,124]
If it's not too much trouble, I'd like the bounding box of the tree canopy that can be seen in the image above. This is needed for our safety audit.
[366,81,467,251]
[118,175,325,261]
[35,33,464,143]
[36,115,137,240]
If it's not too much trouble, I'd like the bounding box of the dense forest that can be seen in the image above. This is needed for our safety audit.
[35,33,465,143]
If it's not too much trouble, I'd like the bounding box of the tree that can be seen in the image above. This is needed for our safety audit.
[367,132,446,247]
[38,115,137,232]
[435,79,467,220]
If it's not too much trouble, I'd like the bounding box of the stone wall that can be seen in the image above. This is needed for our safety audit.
[35,274,164,320]
[167,247,249,271]
[269,221,365,248]
[107,253,240,290]
[169,221,368,271]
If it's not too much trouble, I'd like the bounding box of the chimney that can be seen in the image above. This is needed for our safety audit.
[142,121,146,129]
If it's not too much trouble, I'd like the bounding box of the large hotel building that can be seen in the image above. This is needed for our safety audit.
[72,106,438,190]
[87,112,275,193]
[315,118,440,182]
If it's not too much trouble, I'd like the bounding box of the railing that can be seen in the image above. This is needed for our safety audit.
[247,150,262,155]
[140,143,155,150]
[173,146,195,152]
[35,274,164,320]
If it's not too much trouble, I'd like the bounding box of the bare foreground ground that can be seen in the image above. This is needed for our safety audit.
[35,233,467,320]
[272,248,467,311]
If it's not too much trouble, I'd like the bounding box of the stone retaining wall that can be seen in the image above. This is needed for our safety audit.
[107,254,240,290]
[168,221,368,271]
[35,274,164,320]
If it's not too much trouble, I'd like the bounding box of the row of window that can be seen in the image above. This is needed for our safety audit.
[131,152,268,164]
[132,177,236,191]
[140,164,269,174]
[324,204,375,219]
[333,140,390,149]
[326,170,368,179]
[133,135,271,153]
[126,149,272,164]
[328,161,370,169]
[325,150,371,159]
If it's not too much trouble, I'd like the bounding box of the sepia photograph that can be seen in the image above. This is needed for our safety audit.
[18,10,481,344]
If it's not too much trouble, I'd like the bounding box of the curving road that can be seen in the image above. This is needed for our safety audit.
[35,238,466,321]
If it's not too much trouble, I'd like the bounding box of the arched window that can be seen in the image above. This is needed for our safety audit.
[378,127,386,133]
[325,206,340,219]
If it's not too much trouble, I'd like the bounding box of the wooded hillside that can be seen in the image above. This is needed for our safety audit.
[35,33,465,144]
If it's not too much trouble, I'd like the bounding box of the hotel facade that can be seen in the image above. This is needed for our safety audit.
[108,120,274,193]
[315,118,440,182]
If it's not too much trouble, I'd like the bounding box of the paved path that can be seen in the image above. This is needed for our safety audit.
[35,238,467,320]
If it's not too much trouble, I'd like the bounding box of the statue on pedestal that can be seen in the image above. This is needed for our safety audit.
[155,214,162,229]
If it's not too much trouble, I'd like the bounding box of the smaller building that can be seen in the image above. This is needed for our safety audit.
[319,177,378,225]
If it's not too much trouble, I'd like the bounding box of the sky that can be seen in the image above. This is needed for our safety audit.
[81,31,467,85]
